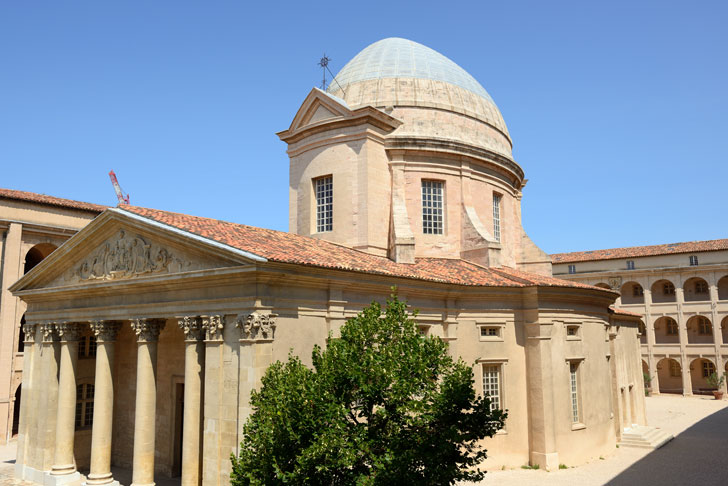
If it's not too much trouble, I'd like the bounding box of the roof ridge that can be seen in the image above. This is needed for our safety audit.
[0,187,106,212]
[552,237,728,257]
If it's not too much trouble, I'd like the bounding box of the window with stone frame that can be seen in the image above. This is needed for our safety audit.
[697,316,712,335]
[492,193,502,242]
[75,383,95,429]
[569,362,581,423]
[482,364,502,412]
[626,260,635,270]
[695,281,708,294]
[632,284,644,297]
[669,360,681,378]
[689,255,699,266]
[702,361,716,378]
[314,175,333,233]
[663,282,675,295]
[421,180,444,235]
[568,264,576,274]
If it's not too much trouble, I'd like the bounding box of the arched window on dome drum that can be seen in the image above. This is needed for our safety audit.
[492,194,501,242]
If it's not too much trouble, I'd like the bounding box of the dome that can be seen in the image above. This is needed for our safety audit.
[327,38,513,158]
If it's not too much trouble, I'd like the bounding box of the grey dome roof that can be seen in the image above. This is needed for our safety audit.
[329,38,495,104]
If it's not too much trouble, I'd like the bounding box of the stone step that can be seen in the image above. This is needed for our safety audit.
[619,425,673,449]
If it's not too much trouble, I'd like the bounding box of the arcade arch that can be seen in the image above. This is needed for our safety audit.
[620,281,644,304]
[718,275,728,300]
[686,315,713,344]
[683,277,710,302]
[651,279,677,303]
[656,358,683,394]
[654,316,680,344]
[722,316,728,345]
[689,358,716,394]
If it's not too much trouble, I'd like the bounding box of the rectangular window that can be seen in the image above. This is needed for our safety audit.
[695,281,708,293]
[314,176,333,233]
[482,364,502,411]
[492,194,501,242]
[567,325,580,337]
[626,260,635,270]
[570,362,580,423]
[698,317,712,335]
[702,361,716,378]
[664,283,675,295]
[669,360,681,377]
[666,320,678,335]
[422,180,444,235]
[568,264,576,274]
[480,326,500,337]
[689,255,699,266]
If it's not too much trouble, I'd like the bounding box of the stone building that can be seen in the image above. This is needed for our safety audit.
[0,189,103,444]
[553,239,728,396]
[11,38,647,486]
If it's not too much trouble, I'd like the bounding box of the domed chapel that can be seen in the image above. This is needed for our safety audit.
[11,38,646,486]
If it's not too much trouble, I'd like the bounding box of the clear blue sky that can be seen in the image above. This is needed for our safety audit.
[2,1,726,254]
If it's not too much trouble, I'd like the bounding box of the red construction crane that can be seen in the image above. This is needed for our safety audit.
[108,170,130,205]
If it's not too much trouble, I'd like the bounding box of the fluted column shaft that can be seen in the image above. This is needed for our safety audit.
[178,317,205,486]
[51,323,82,478]
[87,321,121,486]
[131,319,166,486]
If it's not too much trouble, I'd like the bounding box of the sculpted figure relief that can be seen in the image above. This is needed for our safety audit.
[77,230,172,281]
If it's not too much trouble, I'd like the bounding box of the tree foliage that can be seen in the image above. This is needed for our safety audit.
[231,293,506,485]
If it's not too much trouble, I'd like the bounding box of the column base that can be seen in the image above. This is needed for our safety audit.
[84,472,119,486]
[45,470,81,486]
[16,464,47,484]
[530,451,559,471]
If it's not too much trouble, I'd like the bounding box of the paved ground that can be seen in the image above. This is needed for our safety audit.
[469,394,728,486]
[0,395,725,485]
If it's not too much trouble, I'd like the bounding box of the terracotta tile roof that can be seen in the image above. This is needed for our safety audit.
[551,239,728,264]
[609,307,643,318]
[120,205,604,291]
[0,188,106,213]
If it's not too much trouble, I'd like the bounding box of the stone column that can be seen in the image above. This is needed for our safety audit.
[130,318,166,486]
[38,323,61,473]
[50,323,82,483]
[86,320,122,486]
[200,315,226,486]
[236,312,277,425]
[177,317,205,486]
[15,321,38,479]
[675,287,692,396]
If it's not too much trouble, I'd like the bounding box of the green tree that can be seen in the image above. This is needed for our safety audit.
[231,293,506,486]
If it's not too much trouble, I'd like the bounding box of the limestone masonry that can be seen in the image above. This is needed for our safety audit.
[7,38,646,486]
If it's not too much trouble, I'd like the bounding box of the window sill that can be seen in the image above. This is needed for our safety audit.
[566,336,581,342]
[479,336,504,342]
[571,423,586,431]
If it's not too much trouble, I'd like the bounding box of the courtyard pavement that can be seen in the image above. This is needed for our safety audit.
[471,394,728,486]
[0,394,725,486]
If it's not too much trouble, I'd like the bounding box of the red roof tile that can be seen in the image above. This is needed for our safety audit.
[0,188,106,213]
[609,307,643,318]
[551,239,728,264]
[120,205,605,291]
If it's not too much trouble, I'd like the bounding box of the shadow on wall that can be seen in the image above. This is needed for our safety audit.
[607,407,728,485]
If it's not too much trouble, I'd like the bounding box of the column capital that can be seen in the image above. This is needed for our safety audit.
[236,312,278,342]
[130,318,166,342]
[22,321,37,343]
[177,316,205,341]
[90,320,122,342]
[201,315,225,341]
[56,322,83,342]
[40,322,59,343]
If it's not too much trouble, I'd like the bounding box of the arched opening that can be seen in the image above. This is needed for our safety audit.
[638,321,647,344]
[718,276,728,301]
[683,277,710,302]
[595,283,611,290]
[651,279,677,303]
[722,316,728,345]
[18,315,25,353]
[642,360,651,388]
[689,358,717,395]
[686,315,713,344]
[11,386,20,436]
[24,243,57,274]
[620,281,644,304]
[654,316,680,344]
[656,358,683,394]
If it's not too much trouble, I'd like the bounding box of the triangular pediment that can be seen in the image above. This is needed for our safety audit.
[287,88,352,132]
[11,210,257,293]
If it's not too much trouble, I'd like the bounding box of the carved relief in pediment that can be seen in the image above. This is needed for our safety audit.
[69,230,190,283]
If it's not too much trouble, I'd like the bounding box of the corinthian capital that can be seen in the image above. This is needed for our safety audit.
[56,322,82,342]
[90,320,122,342]
[22,322,37,343]
[177,316,204,341]
[236,312,277,341]
[130,318,166,342]
[201,315,225,341]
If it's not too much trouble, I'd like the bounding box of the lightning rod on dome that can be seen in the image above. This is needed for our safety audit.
[318,54,345,95]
